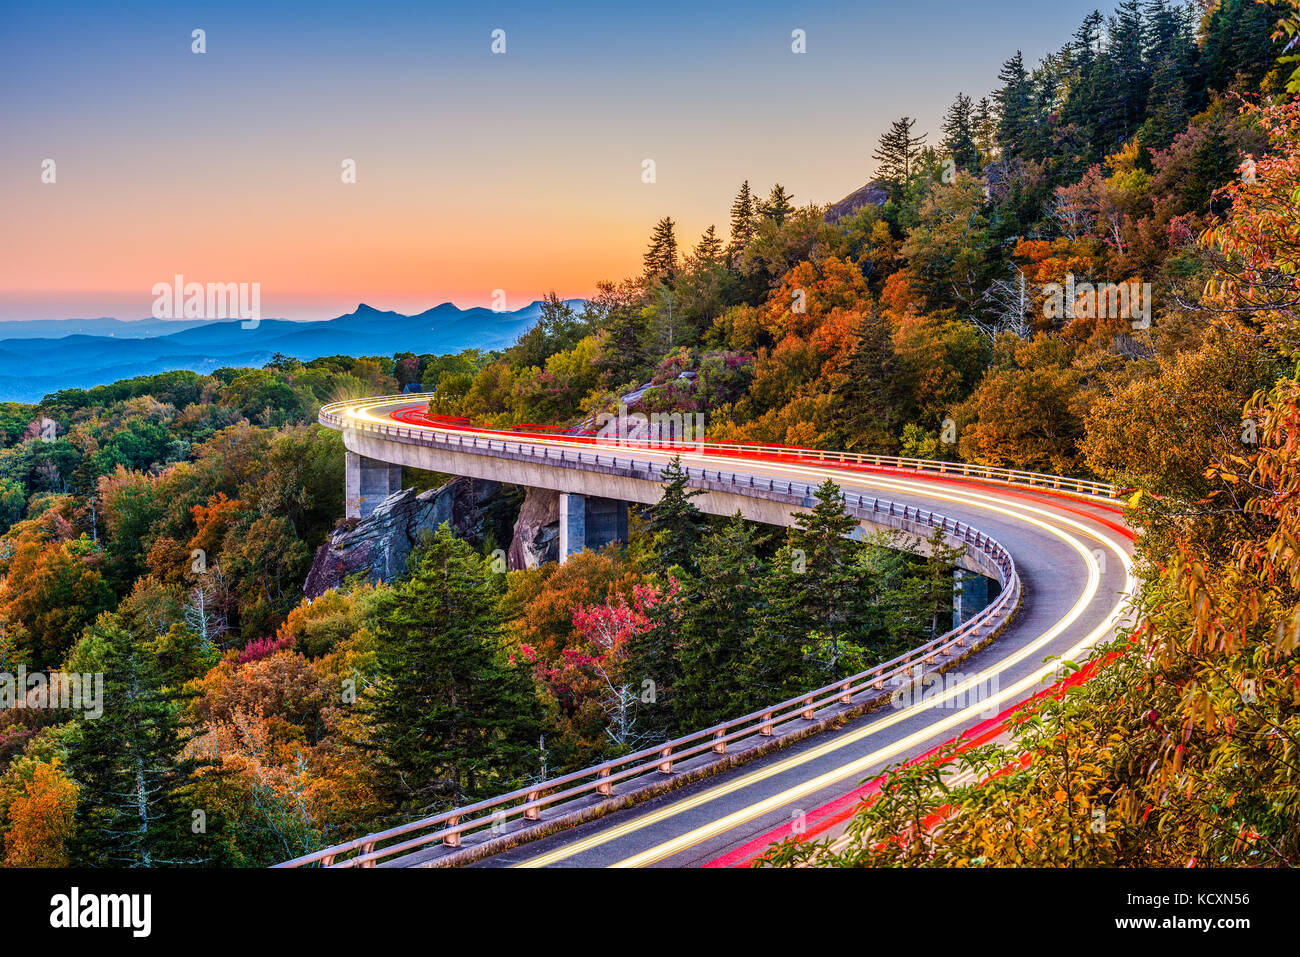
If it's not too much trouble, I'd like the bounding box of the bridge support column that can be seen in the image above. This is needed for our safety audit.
[345,451,403,519]
[954,570,995,625]
[558,492,628,563]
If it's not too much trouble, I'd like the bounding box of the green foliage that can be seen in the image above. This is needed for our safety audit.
[368,525,540,815]
[65,614,207,866]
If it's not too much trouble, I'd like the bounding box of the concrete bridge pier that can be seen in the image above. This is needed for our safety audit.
[954,570,996,625]
[559,492,629,562]
[345,451,403,519]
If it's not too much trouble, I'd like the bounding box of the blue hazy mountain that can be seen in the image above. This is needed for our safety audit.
[0,300,583,403]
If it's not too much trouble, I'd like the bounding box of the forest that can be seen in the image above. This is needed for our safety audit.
[0,0,1297,866]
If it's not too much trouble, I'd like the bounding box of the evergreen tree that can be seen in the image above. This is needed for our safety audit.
[786,479,863,678]
[758,183,795,225]
[941,93,981,174]
[674,514,765,728]
[972,96,996,164]
[646,455,707,580]
[643,216,679,282]
[691,224,724,266]
[833,309,902,453]
[873,116,928,188]
[993,52,1033,159]
[751,543,821,700]
[728,180,757,251]
[1200,0,1279,97]
[898,524,967,643]
[752,480,866,691]
[67,616,205,867]
[368,525,539,815]
[1103,0,1151,147]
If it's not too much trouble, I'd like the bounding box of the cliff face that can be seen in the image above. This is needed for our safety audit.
[304,477,505,597]
[507,486,559,570]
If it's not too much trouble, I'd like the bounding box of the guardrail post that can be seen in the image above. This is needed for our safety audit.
[801,697,815,720]
[597,767,612,796]
[443,816,461,848]
[712,729,727,754]
[524,791,541,821]
[658,747,674,774]
[873,667,884,690]
[759,712,773,735]
[839,682,852,705]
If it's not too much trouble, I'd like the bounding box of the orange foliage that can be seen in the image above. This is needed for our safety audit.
[3,761,78,868]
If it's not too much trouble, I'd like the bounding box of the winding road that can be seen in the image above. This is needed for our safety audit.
[283,395,1136,868]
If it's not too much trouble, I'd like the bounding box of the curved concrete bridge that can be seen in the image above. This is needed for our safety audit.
[284,394,1135,868]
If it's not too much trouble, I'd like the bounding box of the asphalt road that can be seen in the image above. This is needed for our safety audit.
[334,398,1136,868]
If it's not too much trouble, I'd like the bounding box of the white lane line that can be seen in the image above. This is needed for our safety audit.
[344,404,1135,868]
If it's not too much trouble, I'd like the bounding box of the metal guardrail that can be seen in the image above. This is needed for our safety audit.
[319,395,1119,500]
[278,397,1027,868]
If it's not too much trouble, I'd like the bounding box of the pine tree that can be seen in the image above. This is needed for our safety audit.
[623,455,708,738]
[787,479,863,678]
[833,309,902,453]
[751,543,821,701]
[646,455,707,580]
[898,524,967,642]
[972,96,996,164]
[728,180,757,251]
[643,216,679,282]
[1104,0,1151,146]
[368,524,539,815]
[674,514,764,728]
[752,480,865,692]
[758,184,795,225]
[66,616,205,866]
[993,52,1033,159]
[691,225,724,266]
[873,117,927,189]
[941,93,981,174]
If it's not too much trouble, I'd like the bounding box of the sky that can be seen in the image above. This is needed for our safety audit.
[1,0,1109,322]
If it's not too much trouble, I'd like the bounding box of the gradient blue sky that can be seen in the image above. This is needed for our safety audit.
[1,0,1108,321]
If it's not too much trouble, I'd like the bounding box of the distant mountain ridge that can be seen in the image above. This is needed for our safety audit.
[0,300,585,403]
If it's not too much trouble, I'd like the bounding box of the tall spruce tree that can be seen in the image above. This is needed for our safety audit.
[972,96,996,164]
[993,52,1033,159]
[873,117,927,189]
[369,524,539,815]
[691,224,724,266]
[647,455,707,580]
[67,615,204,867]
[833,309,902,453]
[623,455,708,739]
[643,216,679,282]
[674,514,765,728]
[758,184,795,225]
[941,93,981,174]
[899,524,967,643]
[728,180,757,252]
[752,480,865,692]
[787,479,863,678]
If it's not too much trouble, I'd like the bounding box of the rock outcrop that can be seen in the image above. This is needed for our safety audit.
[825,180,889,222]
[304,477,504,597]
[507,486,559,570]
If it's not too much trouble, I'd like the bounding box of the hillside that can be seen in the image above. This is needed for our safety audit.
[0,300,584,402]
